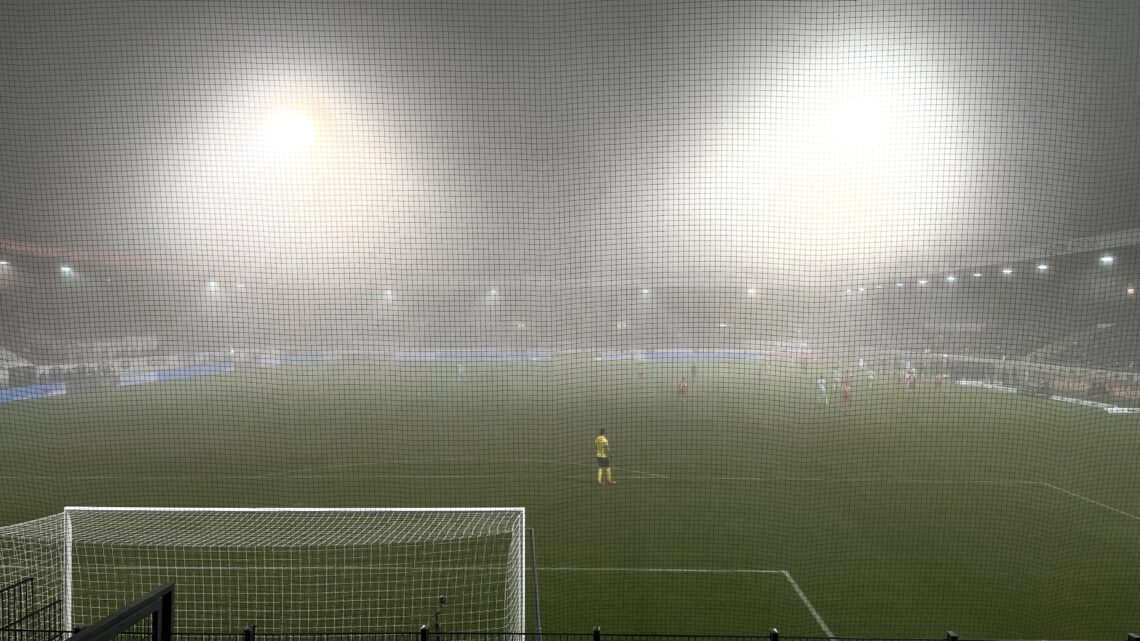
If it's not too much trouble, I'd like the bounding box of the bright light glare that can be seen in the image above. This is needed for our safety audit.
[918,280,929,285]
[263,109,315,154]
[207,281,219,291]
[1128,288,1136,297]
[829,95,885,151]
[1100,255,1115,266]
[0,261,8,266]
[895,283,904,288]
[1036,264,1048,271]
[60,266,72,275]
[946,275,956,282]
[747,288,757,296]
[640,288,650,295]
[1002,268,1013,275]
[973,273,982,278]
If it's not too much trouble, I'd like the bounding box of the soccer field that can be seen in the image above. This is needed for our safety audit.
[1,361,1138,639]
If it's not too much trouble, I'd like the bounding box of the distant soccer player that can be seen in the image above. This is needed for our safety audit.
[677,376,689,399]
[816,377,829,404]
[841,379,852,403]
[595,428,616,486]
[908,370,917,391]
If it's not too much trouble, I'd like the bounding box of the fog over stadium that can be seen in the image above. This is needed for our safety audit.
[1,1,1139,353]
[5,3,1140,637]
[3,1,1138,285]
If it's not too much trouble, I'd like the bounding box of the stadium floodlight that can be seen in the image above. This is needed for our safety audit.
[639,288,650,295]
[207,281,219,291]
[875,284,883,289]
[0,507,526,634]
[1002,268,1013,275]
[845,288,852,294]
[263,108,316,155]
[973,273,982,278]
[1128,287,1136,297]
[60,266,73,275]
[895,283,904,287]
[858,287,865,292]
[829,95,885,151]
[747,288,756,295]
[1036,264,1048,271]
[489,288,498,296]
[1100,255,1115,266]
[946,275,956,282]
[0,260,8,266]
[718,323,728,328]
[918,280,929,286]
[615,322,626,329]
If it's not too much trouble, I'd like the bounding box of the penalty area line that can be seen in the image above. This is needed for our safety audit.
[781,571,834,639]
[538,567,832,639]
[1034,482,1140,522]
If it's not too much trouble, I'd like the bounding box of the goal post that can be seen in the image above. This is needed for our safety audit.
[4,507,525,634]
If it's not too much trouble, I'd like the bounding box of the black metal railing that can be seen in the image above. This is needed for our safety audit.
[3,627,1138,641]
[67,585,173,641]
[0,577,63,641]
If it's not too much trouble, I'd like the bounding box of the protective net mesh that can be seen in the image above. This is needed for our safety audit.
[0,509,525,633]
[0,0,1139,638]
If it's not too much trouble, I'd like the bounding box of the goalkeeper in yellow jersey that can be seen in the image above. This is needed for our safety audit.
[595,428,616,486]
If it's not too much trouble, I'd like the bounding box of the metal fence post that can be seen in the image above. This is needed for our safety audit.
[1127,634,1138,641]
[770,628,779,641]
[420,624,429,641]
[593,625,601,641]
[947,632,958,641]
[243,624,257,641]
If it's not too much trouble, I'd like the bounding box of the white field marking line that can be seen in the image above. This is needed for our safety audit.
[537,567,832,639]
[1035,482,1140,522]
[538,567,785,574]
[42,556,829,629]
[32,565,783,574]
[715,476,1140,523]
[714,477,1043,485]
[560,461,669,479]
[781,571,834,639]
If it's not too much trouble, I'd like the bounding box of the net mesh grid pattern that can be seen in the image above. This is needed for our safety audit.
[1,1,1139,638]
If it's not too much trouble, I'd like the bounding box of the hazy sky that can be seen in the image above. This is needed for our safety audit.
[1,0,1138,289]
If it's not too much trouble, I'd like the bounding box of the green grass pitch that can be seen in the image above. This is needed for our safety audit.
[1,361,1138,639]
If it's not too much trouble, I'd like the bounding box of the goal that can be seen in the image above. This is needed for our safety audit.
[0,507,525,633]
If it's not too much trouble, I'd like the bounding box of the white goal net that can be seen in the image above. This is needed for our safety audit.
[0,507,525,634]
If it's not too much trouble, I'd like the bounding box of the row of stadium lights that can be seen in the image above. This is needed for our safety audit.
[5,260,1133,299]
[845,255,1135,296]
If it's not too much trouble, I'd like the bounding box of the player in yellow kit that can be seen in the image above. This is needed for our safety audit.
[595,428,616,486]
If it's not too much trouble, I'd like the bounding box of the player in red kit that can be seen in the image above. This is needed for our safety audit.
[841,379,852,403]
[908,371,917,391]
